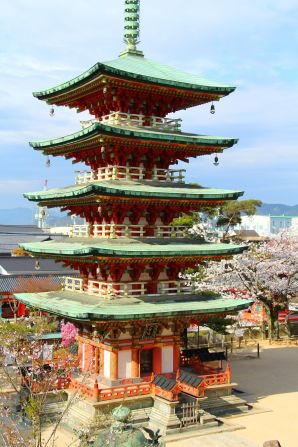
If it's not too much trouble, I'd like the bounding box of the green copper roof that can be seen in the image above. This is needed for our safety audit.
[14,290,252,321]
[24,180,243,203]
[29,122,238,151]
[33,54,235,100]
[20,238,246,258]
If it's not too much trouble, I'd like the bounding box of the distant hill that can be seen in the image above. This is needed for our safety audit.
[257,203,298,216]
[1,204,298,225]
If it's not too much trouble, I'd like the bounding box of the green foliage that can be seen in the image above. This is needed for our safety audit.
[0,316,57,352]
[184,264,206,278]
[217,199,262,239]
[217,199,262,228]
[171,207,218,228]
[171,212,199,227]
[202,316,234,335]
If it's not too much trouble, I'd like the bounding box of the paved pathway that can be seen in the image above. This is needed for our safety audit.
[169,432,258,447]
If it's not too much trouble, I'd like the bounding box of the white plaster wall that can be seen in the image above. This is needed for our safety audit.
[162,346,173,373]
[103,350,111,378]
[158,271,168,280]
[118,350,132,379]
[161,328,173,336]
[118,330,131,340]
[121,273,131,281]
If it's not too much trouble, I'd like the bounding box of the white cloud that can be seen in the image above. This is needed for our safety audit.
[0,0,297,206]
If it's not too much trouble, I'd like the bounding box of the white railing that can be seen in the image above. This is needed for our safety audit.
[69,224,189,239]
[98,112,182,132]
[158,281,195,295]
[64,277,84,292]
[88,281,147,298]
[75,166,185,184]
[63,277,197,298]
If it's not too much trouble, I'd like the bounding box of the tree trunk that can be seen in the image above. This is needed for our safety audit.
[262,302,278,340]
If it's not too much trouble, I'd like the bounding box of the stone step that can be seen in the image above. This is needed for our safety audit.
[130,407,151,426]
[201,395,250,416]
[200,411,218,425]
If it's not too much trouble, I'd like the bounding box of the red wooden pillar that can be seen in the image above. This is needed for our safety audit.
[131,349,140,378]
[110,350,118,380]
[173,344,180,372]
[153,347,162,375]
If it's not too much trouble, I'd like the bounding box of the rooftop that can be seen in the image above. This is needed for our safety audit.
[0,225,66,254]
[33,53,235,102]
[0,225,44,235]
[29,122,237,153]
[0,274,68,294]
[20,237,246,258]
[0,257,74,275]
[14,290,252,321]
[24,180,243,203]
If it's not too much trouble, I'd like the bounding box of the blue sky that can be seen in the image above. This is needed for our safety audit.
[0,0,298,209]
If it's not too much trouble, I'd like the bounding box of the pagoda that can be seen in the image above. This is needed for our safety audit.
[16,0,251,433]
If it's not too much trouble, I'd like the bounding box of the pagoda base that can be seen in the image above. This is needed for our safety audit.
[148,396,181,435]
[63,391,153,431]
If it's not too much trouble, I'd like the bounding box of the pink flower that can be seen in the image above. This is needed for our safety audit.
[60,321,78,347]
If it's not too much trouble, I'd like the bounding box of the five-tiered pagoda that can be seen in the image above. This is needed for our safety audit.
[16,0,251,433]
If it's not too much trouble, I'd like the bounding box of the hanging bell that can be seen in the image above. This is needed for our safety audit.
[101,146,106,160]
[45,156,51,167]
[35,260,41,270]
[210,103,215,114]
[49,107,55,117]
[213,156,219,166]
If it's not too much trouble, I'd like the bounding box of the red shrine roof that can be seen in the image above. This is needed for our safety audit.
[23,181,243,205]
[29,122,238,159]
[33,53,235,110]
[15,290,252,321]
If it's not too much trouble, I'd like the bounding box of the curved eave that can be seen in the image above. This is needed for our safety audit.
[33,58,235,101]
[14,291,252,321]
[19,239,246,258]
[23,182,244,203]
[29,123,238,151]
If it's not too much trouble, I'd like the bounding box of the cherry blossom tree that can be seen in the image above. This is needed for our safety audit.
[185,232,298,339]
[0,316,81,447]
[61,321,78,348]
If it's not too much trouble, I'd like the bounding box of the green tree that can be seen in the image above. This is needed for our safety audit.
[217,199,262,241]
[0,315,81,447]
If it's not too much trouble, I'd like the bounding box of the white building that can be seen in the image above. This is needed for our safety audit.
[239,215,298,236]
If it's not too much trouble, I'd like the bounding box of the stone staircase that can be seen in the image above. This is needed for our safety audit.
[200,394,251,417]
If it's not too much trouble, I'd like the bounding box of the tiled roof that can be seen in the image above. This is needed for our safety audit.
[178,371,203,387]
[0,274,68,293]
[33,54,235,100]
[152,375,176,391]
[29,122,238,150]
[19,238,246,258]
[14,290,252,321]
[24,180,243,203]
[0,257,74,274]
[0,225,44,234]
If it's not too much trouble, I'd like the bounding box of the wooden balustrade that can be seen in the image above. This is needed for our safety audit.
[201,364,231,386]
[70,223,189,239]
[75,165,185,184]
[69,378,151,402]
[63,277,196,298]
[69,363,231,403]
[100,111,182,132]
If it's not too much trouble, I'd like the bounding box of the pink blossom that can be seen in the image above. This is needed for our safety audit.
[60,321,78,347]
